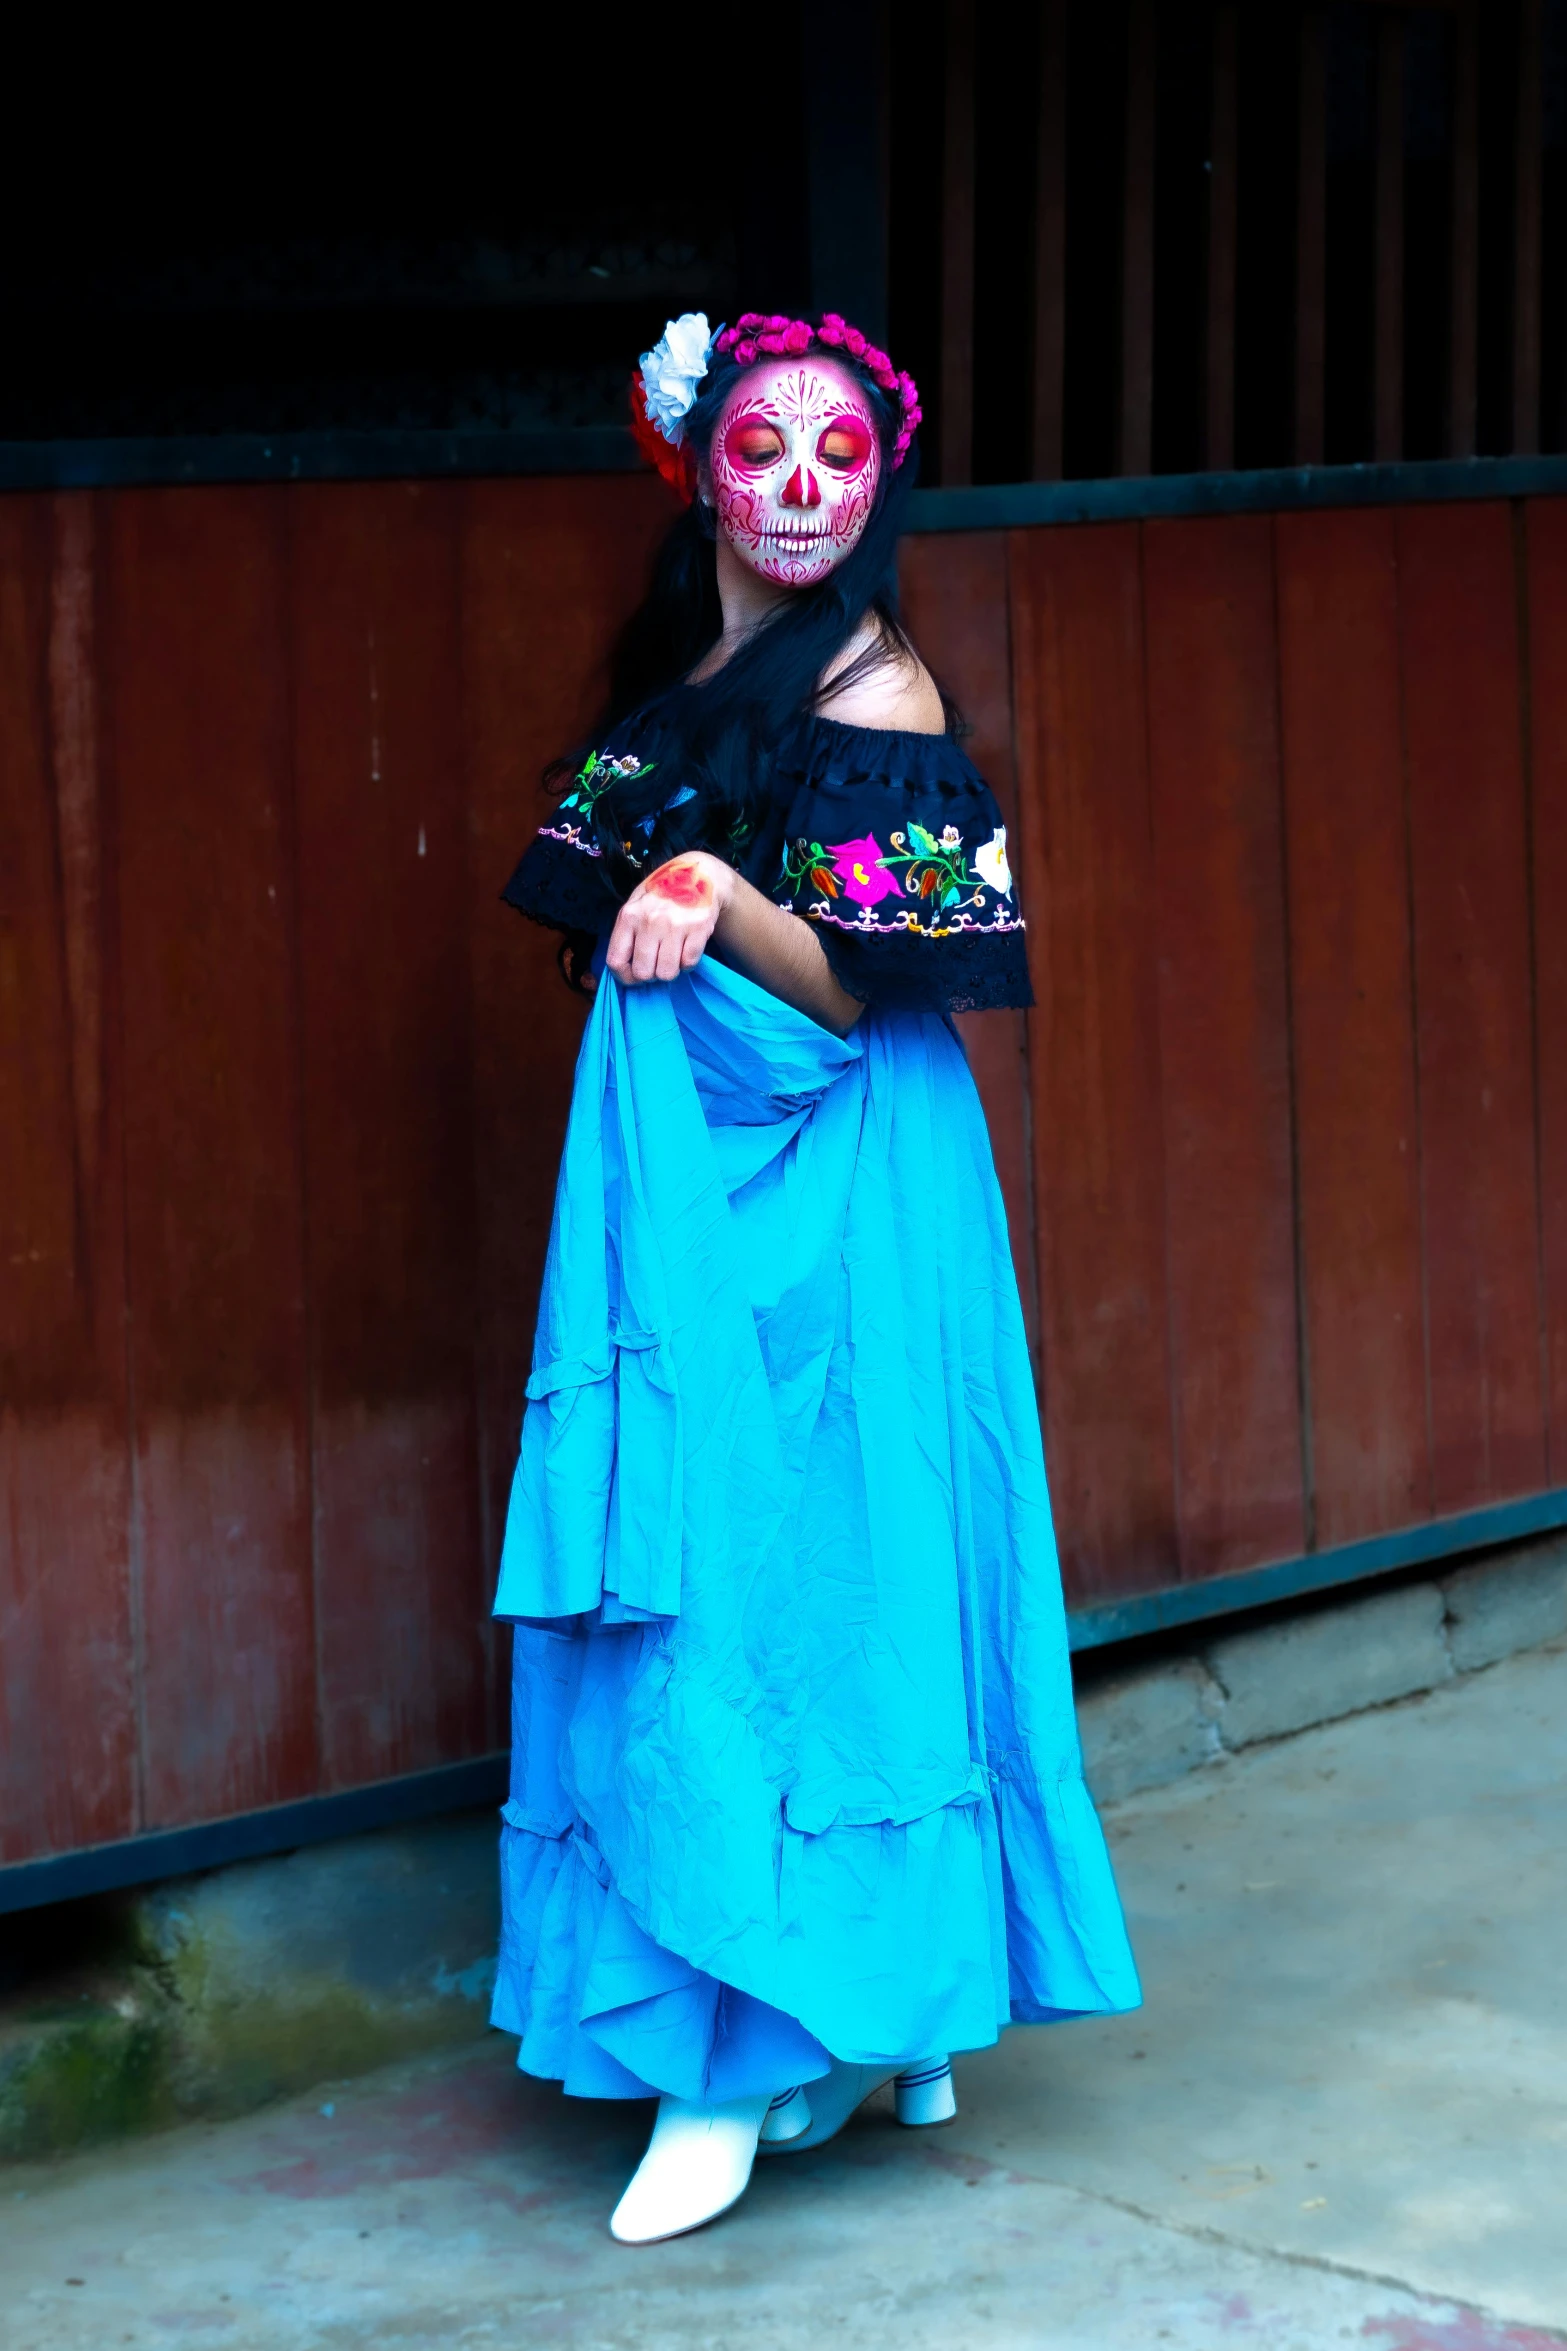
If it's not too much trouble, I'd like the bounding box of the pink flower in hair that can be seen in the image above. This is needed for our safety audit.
[766,314,789,332]
[843,327,866,357]
[783,320,812,353]
[818,313,845,342]
[756,331,783,354]
[735,339,757,365]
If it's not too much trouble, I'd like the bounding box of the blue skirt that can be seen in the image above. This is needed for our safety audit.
[491,959,1140,2100]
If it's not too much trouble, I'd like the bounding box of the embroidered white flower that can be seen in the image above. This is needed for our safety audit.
[639,312,718,445]
[974,825,1013,897]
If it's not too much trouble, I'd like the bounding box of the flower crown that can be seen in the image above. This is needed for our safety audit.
[630,309,923,501]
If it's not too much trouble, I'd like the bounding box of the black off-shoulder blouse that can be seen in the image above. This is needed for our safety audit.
[502,692,1033,1019]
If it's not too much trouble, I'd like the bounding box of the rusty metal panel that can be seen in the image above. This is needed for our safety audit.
[1527,499,1567,1480]
[459,476,672,1739]
[1275,507,1429,1546]
[107,487,319,1827]
[899,531,1039,1369]
[287,481,487,1788]
[1006,521,1177,1605]
[0,493,137,1860]
[1141,515,1306,1578]
[10,472,1567,1872]
[1397,502,1546,1511]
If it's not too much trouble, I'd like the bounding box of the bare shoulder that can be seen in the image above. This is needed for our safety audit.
[816,637,947,735]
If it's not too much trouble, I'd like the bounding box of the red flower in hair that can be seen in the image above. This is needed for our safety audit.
[630,372,697,504]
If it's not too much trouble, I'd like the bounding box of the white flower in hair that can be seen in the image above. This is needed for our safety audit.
[639,312,718,445]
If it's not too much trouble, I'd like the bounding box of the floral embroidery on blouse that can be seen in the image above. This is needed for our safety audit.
[535,748,751,883]
[779,821,1022,937]
[537,749,662,859]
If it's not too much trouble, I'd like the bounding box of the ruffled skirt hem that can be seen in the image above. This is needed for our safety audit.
[491,1768,1141,2101]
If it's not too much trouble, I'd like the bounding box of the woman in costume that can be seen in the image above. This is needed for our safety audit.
[491,309,1140,2244]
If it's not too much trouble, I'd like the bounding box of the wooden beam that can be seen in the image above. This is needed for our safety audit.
[1031,0,1068,480]
[941,0,977,487]
[1449,4,1479,457]
[1120,0,1157,476]
[1295,8,1327,465]
[1513,0,1544,455]
[1206,3,1239,471]
[1373,10,1406,464]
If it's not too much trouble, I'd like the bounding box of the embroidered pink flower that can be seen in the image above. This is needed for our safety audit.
[828,834,902,907]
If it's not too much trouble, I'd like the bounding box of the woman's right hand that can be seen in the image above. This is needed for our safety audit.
[605,853,732,986]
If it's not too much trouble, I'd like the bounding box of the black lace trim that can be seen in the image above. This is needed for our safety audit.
[812,919,1034,1017]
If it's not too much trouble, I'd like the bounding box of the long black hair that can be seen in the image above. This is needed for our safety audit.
[547,333,923,908]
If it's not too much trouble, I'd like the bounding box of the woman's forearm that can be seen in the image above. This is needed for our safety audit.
[710,872,864,1033]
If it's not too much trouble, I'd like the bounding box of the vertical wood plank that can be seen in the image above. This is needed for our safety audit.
[1120,0,1157,478]
[1294,7,1328,466]
[288,483,487,1789]
[1524,498,1567,1477]
[1275,508,1429,1545]
[1206,3,1239,471]
[1008,522,1177,1602]
[1397,501,1546,1509]
[1513,0,1544,456]
[0,494,136,1863]
[1031,0,1068,481]
[1374,11,1407,463]
[900,532,1039,1366]
[1142,517,1305,1577]
[1449,4,1480,458]
[462,476,671,1736]
[108,488,318,1827]
[941,0,976,486]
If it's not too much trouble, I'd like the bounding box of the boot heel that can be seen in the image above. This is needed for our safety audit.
[893,2058,956,2127]
[759,2084,812,2144]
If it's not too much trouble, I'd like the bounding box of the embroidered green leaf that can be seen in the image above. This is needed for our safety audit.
[941,884,961,908]
[907,821,940,856]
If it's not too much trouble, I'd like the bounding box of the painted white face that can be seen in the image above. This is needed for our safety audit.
[708,356,882,588]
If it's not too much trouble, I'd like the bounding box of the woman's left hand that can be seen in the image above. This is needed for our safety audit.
[605,852,733,985]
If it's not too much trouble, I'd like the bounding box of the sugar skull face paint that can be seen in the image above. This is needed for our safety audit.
[709,357,882,588]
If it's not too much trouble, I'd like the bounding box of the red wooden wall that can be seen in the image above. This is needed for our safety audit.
[3,483,1564,1868]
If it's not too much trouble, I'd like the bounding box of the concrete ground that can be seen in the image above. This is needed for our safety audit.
[1,1642,1561,2351]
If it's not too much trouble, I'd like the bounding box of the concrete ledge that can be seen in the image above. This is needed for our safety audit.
[1077,1659,1224,1803]
[0,1812,498,2163]
[1079,1533,1567,1807]
[1441,1533,1567,1670]
[1205,1582,1453,1748]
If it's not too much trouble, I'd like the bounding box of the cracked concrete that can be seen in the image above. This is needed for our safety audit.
[0,1641,1560,2350]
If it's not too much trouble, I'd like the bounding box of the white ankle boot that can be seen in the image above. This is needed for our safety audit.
[892,2057,957,2126]
[757,2055,955,2154]
[609,2092,771,2244]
